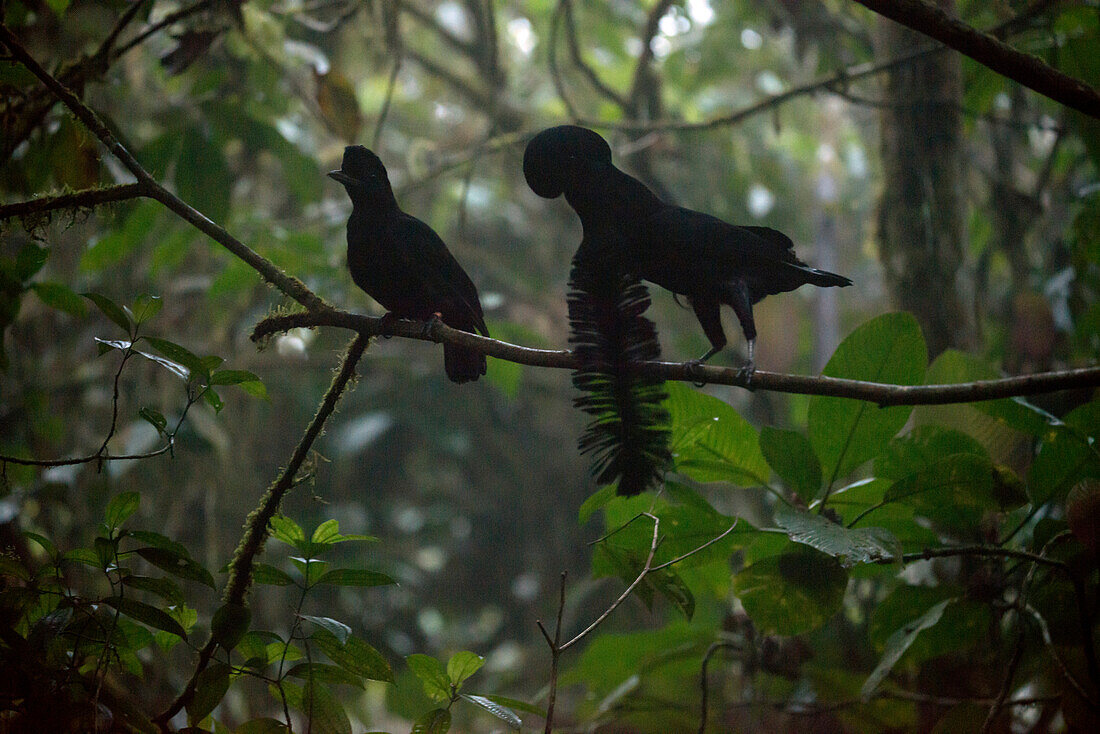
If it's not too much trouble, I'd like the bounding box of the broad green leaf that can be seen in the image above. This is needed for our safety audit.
[407,653,451,701]
[885,453,1026,531]
[300,681,351,734]
[187,662,232,725]
[287,662,365,688]
[14,243,48,279]
[121,575,184,605]
[269,515,306,549]
[774,505,900,567]
[139,407,168,433]
[301,615,351,644]
[411,708,451,734]
[861,599,951,699]
[211,603,250,650]
[1028,400,1100,505]
[93,535,115,568]
[808,313,927,485]
[460,694,521,729]
[81,201,160,272]
[23,531,57,558]
[253,563,295,586]
[136,547,216,588]
[290,557,328,585]
[127,530,189,556]
[446,651,484,687]
[105,491,140,529]
[665,381,769,486]
[732,544,848,635]
[875,425,988,480]
[144,337,208,380]
[315,568,396,587]
[310,628,394,682]
[759,426,822,498]
[83,292,132,334]
[128,294,162,324]
[32,282,87,317]
[311,519,342,545]
[103,596,187,638]
[63,547,101,567]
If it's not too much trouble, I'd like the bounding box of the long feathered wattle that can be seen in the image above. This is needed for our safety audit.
[568,261,671,496]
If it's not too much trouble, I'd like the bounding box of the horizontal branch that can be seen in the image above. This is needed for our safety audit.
[251,310,1100,406]
[0,182,150,222]
[853,0,1100,118]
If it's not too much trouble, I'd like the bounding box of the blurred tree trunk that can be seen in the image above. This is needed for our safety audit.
[876,4,974,357]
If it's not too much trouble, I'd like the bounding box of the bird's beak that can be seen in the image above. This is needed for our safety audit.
[327,170,355,185]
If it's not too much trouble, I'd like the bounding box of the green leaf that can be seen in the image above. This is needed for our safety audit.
[314,569,396,587]
[32,282,87,317]
[774,505,900,567]
[14,243,48,280]
[732,544,848,635]
[310,628,394,683]
[144,337,208,381]
[83,292,133,334]
[105,491,140,529]
[203,387,224,412]
[301,615,351,644]
[63,547,101,568]
[411,708,451,734]
[103,596,187,638]
[459,694,522,729]
[136,547,216,588]
[253,563,295,586]
[128,530,189,556]
[187,662,232,725]
[885,453,1025,531]
[93,536,117,568]
[759,426,822,498]
[23,531,57,558]
[81,201,161,271]
[861,599,952,699]
[234,719,289,734]
[132,349,190,380]
[407,654,451,702]
[128,294,162,324]
[211,602,250,650]
[875,425,988,480]
[665,381,769,485]
[211,369,268,399]
[1028,401,1100,505]
[286,663,365,689]
[311,519,342,545]
[299,681,351,734]
[290,557,328,585]
[139,407,168,434]
[269,515,306,550]
[121,575,184,605]
[479,694,546,717]
[446,651,484,687]
[808,313,927,485]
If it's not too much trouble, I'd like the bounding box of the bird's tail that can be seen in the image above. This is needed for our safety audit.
[569,262,671,496]
[443,342,487,383]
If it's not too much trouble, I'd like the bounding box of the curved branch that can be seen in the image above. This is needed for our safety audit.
[852,0,1100,118]
[0,182,150,222]
[252,310,1100,406]
[558,0,628,108]
[0,25,331,314]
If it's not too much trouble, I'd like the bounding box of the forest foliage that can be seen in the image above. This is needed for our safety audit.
[2,1,1099,733]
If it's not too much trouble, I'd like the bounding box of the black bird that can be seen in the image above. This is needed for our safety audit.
[524,125,852,376]
[328,145,489,383]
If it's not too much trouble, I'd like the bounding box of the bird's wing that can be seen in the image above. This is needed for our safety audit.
[398,213,488,335]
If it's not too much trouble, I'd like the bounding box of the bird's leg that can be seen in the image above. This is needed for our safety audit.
[687,297,726,386]
[727,280,757,387]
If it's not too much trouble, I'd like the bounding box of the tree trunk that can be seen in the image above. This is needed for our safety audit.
[876,4,973,357]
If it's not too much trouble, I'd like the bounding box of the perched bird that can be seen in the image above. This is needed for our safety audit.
[525,133,671,497]
[523,125,852,376]
[328,145,489,383]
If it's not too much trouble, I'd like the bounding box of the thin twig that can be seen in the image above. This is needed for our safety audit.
[252,310,1100,406]
[153,335,370,726]
[0,182,150,222]
[889,545,1071,572]
[697,641,741,734]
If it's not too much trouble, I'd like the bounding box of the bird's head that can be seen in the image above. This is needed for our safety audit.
[328,145,393,203]
[523,125,613,199]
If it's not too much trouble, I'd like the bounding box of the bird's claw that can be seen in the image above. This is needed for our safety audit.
[736,360,756,389]
[686,359,708,388]
[422,312,444,338]
[379,313,398,339]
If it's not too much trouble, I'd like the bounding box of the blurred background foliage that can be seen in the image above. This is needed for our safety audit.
[1,0,1099,732]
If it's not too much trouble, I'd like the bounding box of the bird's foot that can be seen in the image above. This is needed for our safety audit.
[379,313,398,339]
[736,359,756,389]
[686,359,709,388]
[422,312,444,338]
